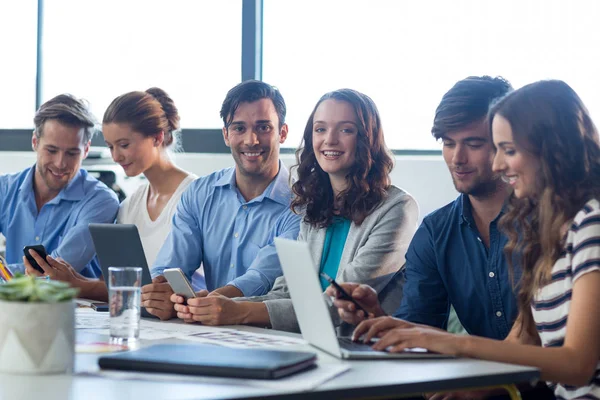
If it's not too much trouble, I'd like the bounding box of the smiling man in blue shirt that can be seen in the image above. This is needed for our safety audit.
[144,80,301,320]
[2,94,119,278]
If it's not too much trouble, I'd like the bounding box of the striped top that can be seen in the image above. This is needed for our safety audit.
[532,199,600,400]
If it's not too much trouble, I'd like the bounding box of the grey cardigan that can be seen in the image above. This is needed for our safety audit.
[241,185,419,333]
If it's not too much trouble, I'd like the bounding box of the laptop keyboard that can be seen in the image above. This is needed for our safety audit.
[338,337,379,352]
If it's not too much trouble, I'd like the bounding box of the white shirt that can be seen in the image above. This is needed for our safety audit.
[117,175,196,268]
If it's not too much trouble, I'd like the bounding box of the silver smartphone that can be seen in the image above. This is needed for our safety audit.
[163,268,196,300]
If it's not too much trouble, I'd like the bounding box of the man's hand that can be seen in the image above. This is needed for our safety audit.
[23,251,83,284]
[171,291,248,325]
[171,290,208,323]
[325,282,384,325]
[142,276,176,320]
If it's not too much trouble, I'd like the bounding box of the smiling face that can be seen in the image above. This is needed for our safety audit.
[102,122,160,177]
[492,115,542,199]
[32,119,89,194]
[312,99,358,186]
[441,119,501,197]
[222,98,288,180]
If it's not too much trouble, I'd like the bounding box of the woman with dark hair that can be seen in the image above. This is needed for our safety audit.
[354,80,600,398]
[170,89,419,333]
[26,88,196,303]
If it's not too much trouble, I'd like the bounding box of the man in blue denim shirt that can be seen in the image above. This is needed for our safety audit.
[2,94,119,278]
[142,81,301,320]
[330,76,517,339]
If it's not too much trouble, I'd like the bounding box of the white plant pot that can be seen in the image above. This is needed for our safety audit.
[0,300,75,374]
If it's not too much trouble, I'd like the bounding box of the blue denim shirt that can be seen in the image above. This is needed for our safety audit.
[152,163,301,297]
[396,194,518,340]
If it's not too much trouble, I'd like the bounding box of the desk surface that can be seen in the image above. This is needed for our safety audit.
[0,319,539,400]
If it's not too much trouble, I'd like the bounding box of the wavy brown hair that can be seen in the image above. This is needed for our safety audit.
[490,80,600,329]
[291,89,394,228]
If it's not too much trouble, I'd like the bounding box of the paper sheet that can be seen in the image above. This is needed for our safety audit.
[76,310,110,329]
[78,363,349,392]
[76,310,307,347]
[176,329,306,348]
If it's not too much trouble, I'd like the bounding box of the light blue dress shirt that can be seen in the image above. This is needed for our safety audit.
[0,165,119,278]
[152,163,301,297]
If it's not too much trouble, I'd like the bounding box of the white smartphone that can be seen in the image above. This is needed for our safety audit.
[163,268,196,300]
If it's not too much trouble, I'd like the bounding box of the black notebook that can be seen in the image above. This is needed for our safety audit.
[98,343,318,380]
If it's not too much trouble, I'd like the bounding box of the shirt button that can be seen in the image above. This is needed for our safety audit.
[489,272,495,278]
[496,311,502,317]
[35,236,40,241]
[230,263,234,269]
[234,232,239,238]
[242,205,248,210]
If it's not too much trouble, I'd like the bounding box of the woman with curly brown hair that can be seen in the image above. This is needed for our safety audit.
[171,89,419,332]
[354,80,600,399]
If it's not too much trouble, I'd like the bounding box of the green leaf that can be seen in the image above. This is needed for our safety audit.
[0,274,79,302]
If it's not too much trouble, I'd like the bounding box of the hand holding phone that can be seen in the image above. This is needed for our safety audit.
[320,272,370,316]
[164,268,196,301]
[23,245,48,274]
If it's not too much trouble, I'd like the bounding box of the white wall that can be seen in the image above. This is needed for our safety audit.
[0,151,458,220]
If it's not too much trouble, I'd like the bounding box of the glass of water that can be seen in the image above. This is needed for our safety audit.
[108,266,142,344]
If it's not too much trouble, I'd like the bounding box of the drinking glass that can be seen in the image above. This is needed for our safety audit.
[108,266,142,343]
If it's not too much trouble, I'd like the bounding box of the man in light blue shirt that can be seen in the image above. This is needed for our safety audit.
[145,80,301,320]
[2,94,119,278]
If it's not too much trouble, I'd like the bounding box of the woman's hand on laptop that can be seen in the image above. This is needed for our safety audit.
[141,276,177,320]
[326,283,385,325]
[353,317,460,355]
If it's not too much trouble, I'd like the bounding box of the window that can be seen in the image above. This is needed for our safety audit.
[264,0,600,150]
[0,0,37,128]
[42,0,242,129]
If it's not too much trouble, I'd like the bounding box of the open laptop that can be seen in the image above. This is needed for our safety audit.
[274,238,453,360]
[88,223,155,318]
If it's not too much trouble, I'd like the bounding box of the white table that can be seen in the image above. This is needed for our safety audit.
[0,318,539,400]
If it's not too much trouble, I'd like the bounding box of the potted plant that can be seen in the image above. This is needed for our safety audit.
[0,274,79,374]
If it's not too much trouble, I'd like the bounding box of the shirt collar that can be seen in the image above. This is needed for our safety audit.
[213,162,291,206]
[19,165,86,203]
[459,193,507,226]
[214,167,236,188]
[459,193,473,226]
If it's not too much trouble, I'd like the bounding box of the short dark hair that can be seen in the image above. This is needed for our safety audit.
[103,87,181,148]
[431,76,512,140]
[220,80,286,130]
[34,94,97,143]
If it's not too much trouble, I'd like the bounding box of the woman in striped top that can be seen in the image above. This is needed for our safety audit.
[354,80,600,399]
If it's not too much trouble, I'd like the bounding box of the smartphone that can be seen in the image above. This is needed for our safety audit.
[164,268,196,301]
[320,272,370,316]
[23,245,48,274]
[91,302,109,312]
